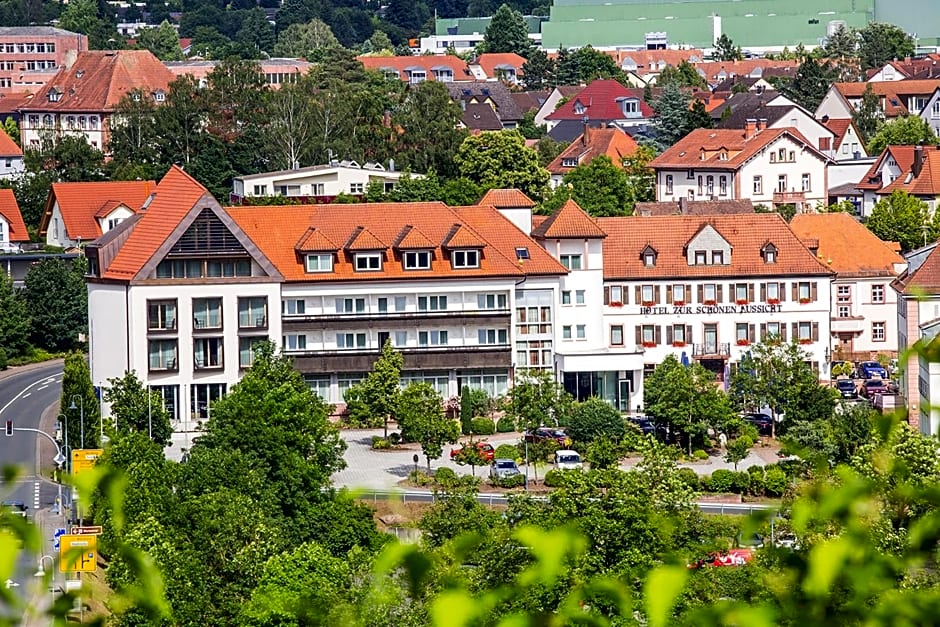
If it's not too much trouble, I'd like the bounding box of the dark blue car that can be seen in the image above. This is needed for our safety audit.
[857,361,887,379]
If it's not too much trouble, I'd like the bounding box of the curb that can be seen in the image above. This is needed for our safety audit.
[0,358,65,383]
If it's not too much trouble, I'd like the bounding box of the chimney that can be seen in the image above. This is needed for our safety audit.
[583,124,591,146]
[913,145,924,178]
[758,117,767,130]
[744,118,758,139]
[678,196,689,214]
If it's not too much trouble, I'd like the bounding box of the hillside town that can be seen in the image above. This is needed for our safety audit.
[3,0,940,624]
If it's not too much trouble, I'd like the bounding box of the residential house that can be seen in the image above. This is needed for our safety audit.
[650,125,830,212]
[821,117,867,161]
[710,76,776,94]
[468,53,526,83]
[790,213,906,362]
[38,180,156,248]
[815,80,940,122]
[231,161,419,202]
[0,188,28,252]
[357,55,471,84]
[694,60,798,88]
[545,79,654,141]
[918,86,940,138]
[546,126,639,187]
[510,90,550,117]
[460,102,504,132]
[867,57,940,82]
[606,49,704,84]
[0,27,88,95]
[856,145,940,216]
[532,85,582,126]
[166,58,313,89]
[446,81,523,129]
[634,199,754,216]
[19,49,175,151]
[0,126,23,179]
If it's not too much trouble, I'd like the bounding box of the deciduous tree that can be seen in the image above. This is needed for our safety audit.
[866,189,940,252]
[521,48,555,90]
[866,115,939,155]
[22,257,87,352]
[0,272,29,359]
[559,154,634,216]
[857,22,915,71]
[397,382,458,470]
[59,351,101,450]
[506,368,574,433]
[103,371,173,446]
[136,20,183,60]
[852,82,882,144]
[272,18,341,60]
[393,81,466,178]
[714,34,742,61]
[567,397,626,444]
[356,339,404,438]
[656,60,707,89]
[456,130,549,198]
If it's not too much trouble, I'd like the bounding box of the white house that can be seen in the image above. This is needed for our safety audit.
[918,86,940,138]
[231,161,420,202]
[0,127,23,179]
[0,189,28,253]
[37,180,155,248]
[650,125,831,212]
[790,213,906,361]
[856,145,940,217]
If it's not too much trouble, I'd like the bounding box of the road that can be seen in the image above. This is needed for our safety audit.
[0,362,65,620]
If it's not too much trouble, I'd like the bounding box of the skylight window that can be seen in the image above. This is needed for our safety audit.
[515,247,530,260]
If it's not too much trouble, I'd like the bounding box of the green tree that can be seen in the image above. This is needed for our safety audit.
[506,368,574,433]
[394,81,467,178]
[108,89,164,180]
[384,0,426,32]
[363,29,394,55]
[103,371,173,446]
[236,7,276,55]
[686,98,714,135]
[264,82,316,172]
[857,22,915,71]
[555,45,623,84]
[653,81,692,147]
[455,130,549,199]
[23,132,105,182]
[59,351,101,450]
[561,154,634,216]
[714,33,742,61]
[396,382,458,470]
[358,339,404,438]
[536,136,567,167]
[2,116,19,146]
[724,435,752,471]
[823,24,858,60]
[22,257,87,352]
[852,82,883,144]
[866,115,939,155]
[57,0,121,50]
[272,18,340,60]
[866,189,940,252]
[567,397,626,444]
[779,56,840,111]
[521,48,555,90]
[0,272,29,358]
[135,20,183,61]
[656,59,707,89]
[623,144,657,205]
[482,4,531,56]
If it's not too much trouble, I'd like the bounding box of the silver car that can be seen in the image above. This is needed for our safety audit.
[489,458,521,480]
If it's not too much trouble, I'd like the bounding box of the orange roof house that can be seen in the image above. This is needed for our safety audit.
[38,180,156,248]
[469,53,526,83]
[0,188,28,250]
[357,55,471,83]
[546,126,639,183]
[855,145,940,216]
[790,213,904,279]
[816,79,940,120]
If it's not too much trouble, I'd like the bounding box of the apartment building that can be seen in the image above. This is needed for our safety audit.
[0,26,87,95]
[230,161,416,202]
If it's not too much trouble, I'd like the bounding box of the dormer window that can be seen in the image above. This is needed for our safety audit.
[451,249,479,269]
[354,253,382,271]
[711,250,725,264]
[561,157,577,167]
[153,90,166,102]
[305,253,333,273]
[47,88,61,102]
[761,243,777,264]
[573,100,586,115]
[641,245,657,267]
[719,151,728,161]
[75,70,84,78]
[620,97,640,117]
[403,250,432,270]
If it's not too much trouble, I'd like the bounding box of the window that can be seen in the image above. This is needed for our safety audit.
[451,249,479,268]
[694,250,707,265]
[194,337,223,369]
[157,258,252,279]
[801,173,811,192]
[561,290,571,305]
[562,325,572,339]
[641,324,657,345]
[735,283,749,303]
[354,253,382,271]
[349,183,364,194]
[872,284,885,303]
[621,98,639,116]
[575,290,585,305]
[562,157,578,167]
[777,174,787,193]
[515,339,552,367]
[252,184,267,196]
[576,324,586,339]
[798,322,812,341]
[719,176,727,196]
[408,70,426,84]
[282,299,305,315]
[838,304,851,318]
[394,331,408,347]
[789,151,795,162]
[336,297,366,314]
[418,330,448,346]
[610,325,624,346]
[673,284,686,304]
[764,321,781,339]
[641,284,655,304]
[336,332,367,349]
[672,324,687,345]
[797,281,812,302]
[147,300,177,330]
[763,246,777,264]
[239,337,266,367]
[711,250,724,264]
[703,283,717,303]
[153,90,165,102]
[698,175,703,195]
[515,247,530,260]
[736,323,750,344]
[837,285,851,303]
[706,175,714,196]
[42,114,53,127]
[305,254,332,272]
[238,297,267,328]
[148,340,177,371]
[872,321,886,342]
[665,174,674,194]
[933,101,940,119]
[477,293,507,310]
[765,282,780,302]
[418,295,447,311]
[608,285,623,304]
[395,296,407,311]
[281,334,307,351]
[151,385,179,421]
[644,251,656,267]
[193,298,222,329]
[311,183,325,195]
[478,329,508,345]
[403,250,432,270]
[560,254,582,270]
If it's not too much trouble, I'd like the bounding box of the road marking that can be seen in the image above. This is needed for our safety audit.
[0,372,63,417]
[33,481,40,509]
[36,385,48,391]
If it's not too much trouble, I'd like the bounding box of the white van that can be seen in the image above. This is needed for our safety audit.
[554,450,582,470]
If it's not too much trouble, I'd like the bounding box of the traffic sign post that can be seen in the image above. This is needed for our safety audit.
[59,534,97,573]
[53,528,67,551]
[70,449,102,476]
[70,526,102,535]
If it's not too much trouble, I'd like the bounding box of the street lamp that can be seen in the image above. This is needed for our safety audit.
[34,555,54,578]
[57,414,69,474]
[68,396,84,449]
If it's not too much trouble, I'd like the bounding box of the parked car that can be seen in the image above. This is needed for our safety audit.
[835,378,857,398]
[830,361,856,379]
[523,427,571,447]
[688,548,754,569]
[2,500,27,517]
[489,458,521,480]
[857,361,888,380]
[554,450,582,470]
[450,441,495,461]
[629,416,656,435]
[742,412,773,436]
[860,379,888,399]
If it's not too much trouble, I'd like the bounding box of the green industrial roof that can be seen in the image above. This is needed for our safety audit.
[435,15,546,36]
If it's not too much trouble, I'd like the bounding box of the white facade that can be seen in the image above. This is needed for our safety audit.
[918,87,940,138]
[20,115,105,151]
[0,153,23,179]
[815,89,854,121]
[832,123,867,161]
[0,213,19,252]
[45,201,135,248]
[232,162,419,201]
[830,277,900,358]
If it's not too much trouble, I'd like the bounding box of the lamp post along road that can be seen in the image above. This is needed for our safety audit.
[68,396,84,449]
[5,423,66,517]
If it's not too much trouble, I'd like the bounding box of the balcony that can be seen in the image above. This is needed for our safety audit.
[693,342,730,358]
[283,309,511,331]
[290,345,512,373]
[831,317,865,334]
[238,315,268,333]
[773,190,807,205]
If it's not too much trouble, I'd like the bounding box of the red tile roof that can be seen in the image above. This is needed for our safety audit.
[532,199,606,239]
[295,227,338,252]
[650,127,821,170]
[102,166,210,280]
[345,226,387,250]
[442,223,487,248]
[0,127,21,156]
[822,118,855,149]
[601,49,704,71]
[789,213,904,278]
[598,213,831,280]
[393,224,437,249]
[39,180,156,240]
[227,202,566,282]
[547,126,639,175]
[856,145,917,191]
[834,80,940,117]
[546,79,654,121]
[24,50,175,113]
[473,53,526,78]
[478,188,537,208]
[0,189,28,242]
[878,146,940,196]
[356,55,470,82]
[695,60,799,81]
[894,244,940,294]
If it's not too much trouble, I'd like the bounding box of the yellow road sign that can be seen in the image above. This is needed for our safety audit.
[71,449,102,475]
[59,534,97,573]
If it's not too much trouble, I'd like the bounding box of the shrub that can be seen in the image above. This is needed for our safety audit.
[764,465,789,497]
[0,348,7,370]
[493,473,526,489]
[388,432,402,445]
[747,464,764,476]
[585,437,620,470]
[677,467,700,491]
[494,444,518,460]
[730,471,751,494]
[371,436,390,449]
[344,384,382,429]
[748,472,765,496]
[471,417,496,435]
[408,470,434,487]
[567,397,626,443]
[434,467,457,484]
[496,417,516,433]
[708,469,735,493]
[692,449,709,461]
[543,469,564,487]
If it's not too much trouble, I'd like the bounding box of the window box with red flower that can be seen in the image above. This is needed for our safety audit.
[736,338,750,346]
[767,298,780,305]
[799,298,811,304]
[703,300,717,306]
[641,341,657,348]
[672,341,686,347]
[799,338,812,345]
[641,301,655,307]
[735,299,748,305]
[674,300,685,306]
[609,301,623,308]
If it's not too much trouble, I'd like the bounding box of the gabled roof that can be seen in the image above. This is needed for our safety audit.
[93,199,131,219]
[546,79,654,122]
[478,188,536,209]
[446,81,523,121]
[894,243,940,295]
[531,199,606,239]
[650,127,825,171]
[599,48,703,71]
[546,126,639,175]
[393,225,436,250]
[357,54,470,81]
[472,53,526,78]
[856,145,917,191]
[695,60,799,82]
[0,127,21,157]
[598,214,832,280]
[790,213,905,278]
[39,180,156,240]
[712,93,792,129]
[227,202,566,282]
[822,117,856,148]
[461,102,503,131]
[833,79,940,117]
[635,200,754,216]
[345,226,387,251]
[0,189,28,242]
[23,50,175,113]
[510,90,549,114]
[295,227,338,252]
[878,146,940,196]
[442,223,487,249]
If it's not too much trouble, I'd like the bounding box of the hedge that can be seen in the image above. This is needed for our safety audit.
[471,417,496,435]
[496,417,516,433]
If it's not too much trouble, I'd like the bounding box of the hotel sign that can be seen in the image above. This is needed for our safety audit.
[640,303,784,316]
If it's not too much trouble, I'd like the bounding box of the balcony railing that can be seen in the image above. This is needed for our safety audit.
[773,190,807,204]
[831,317,865,333]
[693,342,730,357]
[282,308,511,323]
